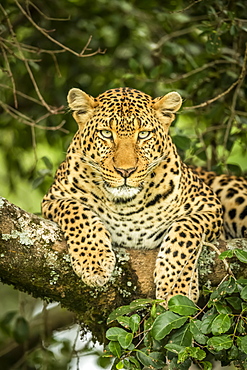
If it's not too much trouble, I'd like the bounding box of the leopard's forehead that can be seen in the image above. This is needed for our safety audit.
[94,88,156,133]
[96,87,153,116]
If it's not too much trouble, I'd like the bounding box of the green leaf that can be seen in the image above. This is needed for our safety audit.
[118,332,133,349]
[169,324,192,347]
[237,279,247,285]
[242,302,247,312]
[106,327,128,341]
[236,318,246,334]
[217,278,236,295]
[42,156,53,170]
[129,58,139,72]
[172,135,191,151]
[234,249,247,264]
[201,361,213,370]
[13,317,29,343]
[32,176,45,189]
[107,305,132,324]
[129,356,142,369]
[168,295,198,316]
[218,250,234,260]
[1,311,17,327]
[108,341,122,358]
[151,303,157,318]
[152,311,187,340]
[238,335,247,354]
[116,316,130,329]
[206,32,222,54]
[201,311,218,334]
[129,314,141,333]
[129,298,158,310]
[178,347,206,363]
[211,314,232,335]
[189,320,208,345]
[0,311,18,335]
[165,343,185,354]
[116,360,124,369]
[196,151,207,161]
[207,335,233,351]
[240,286,247,301]
[136,350,165,369]
[169,356,191,370]
[228,345,239,360]
[214,302,232,314]
[226,297,242,311]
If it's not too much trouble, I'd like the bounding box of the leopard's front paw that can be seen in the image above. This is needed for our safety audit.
[70,248,116,287]
[154,264,199,304]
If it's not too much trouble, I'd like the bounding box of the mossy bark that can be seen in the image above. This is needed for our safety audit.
[0,197,247,342]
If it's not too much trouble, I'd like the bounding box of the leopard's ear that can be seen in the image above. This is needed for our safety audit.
[67,88,98,127]
[153,92,182,128]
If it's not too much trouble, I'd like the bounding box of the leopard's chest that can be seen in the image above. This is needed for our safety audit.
[97,201,181,249]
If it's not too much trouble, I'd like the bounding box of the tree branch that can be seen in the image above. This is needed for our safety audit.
[1,197,247,341]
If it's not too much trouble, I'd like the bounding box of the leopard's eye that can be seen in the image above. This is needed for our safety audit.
[138,131,152,140]
[76,109,87,115]
[99,130,113,139]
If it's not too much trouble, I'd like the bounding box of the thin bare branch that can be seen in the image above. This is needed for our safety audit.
[2,37,66,56]
[223,43,247,150]
[0,44,18,109]
[0,3,54,112]
[27,0,70,22]
[183,44,247,111]
[161,59,240,84]
[0,101,69,133]
[169,0,204,14]
[0,37,42,62]
[154,26,196,51]
[0,83,48,106]
[15,0,105,58]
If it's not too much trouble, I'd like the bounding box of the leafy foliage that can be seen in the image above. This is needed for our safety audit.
[103,249,247,369]
[103,285,247,368]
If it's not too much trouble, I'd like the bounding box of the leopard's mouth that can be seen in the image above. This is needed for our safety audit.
[104,184,142,202]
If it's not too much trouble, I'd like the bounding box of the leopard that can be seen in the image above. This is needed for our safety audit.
[191,167,247,239]
[42,87,247,303]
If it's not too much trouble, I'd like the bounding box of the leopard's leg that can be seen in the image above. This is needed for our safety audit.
[42,198,115,286]
[154,213,221,303]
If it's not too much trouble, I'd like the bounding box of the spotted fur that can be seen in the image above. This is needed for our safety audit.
[42,87,246,302]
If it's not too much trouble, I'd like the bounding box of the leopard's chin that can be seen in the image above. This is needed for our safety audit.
[104,184,142,203]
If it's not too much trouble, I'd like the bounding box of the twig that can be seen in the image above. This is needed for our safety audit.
[2,37,66,56]
[0,3,54,113]
[223,43,247,150]
[184,43,247,111]
[169,0,204,14]
[0,83,48,106]
[0,101,69,133]
[27,0,70,22]
[15,0,105,58]
[0,37,42,62]
[0,44,18,108]
[161,60,240,84]
[154,26,196,50]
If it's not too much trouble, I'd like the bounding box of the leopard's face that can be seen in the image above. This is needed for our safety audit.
[67,88,182,200]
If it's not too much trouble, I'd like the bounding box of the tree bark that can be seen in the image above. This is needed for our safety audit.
[0,196,247,342]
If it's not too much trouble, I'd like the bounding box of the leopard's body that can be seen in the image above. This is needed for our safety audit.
[191,167,247,239]
[42,87,247,302]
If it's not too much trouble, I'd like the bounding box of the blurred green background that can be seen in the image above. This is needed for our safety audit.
[0,0,246,368]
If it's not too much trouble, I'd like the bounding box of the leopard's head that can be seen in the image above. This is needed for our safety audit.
[67,87,182,201]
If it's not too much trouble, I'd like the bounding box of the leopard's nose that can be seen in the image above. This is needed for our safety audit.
[114,166,137,178]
